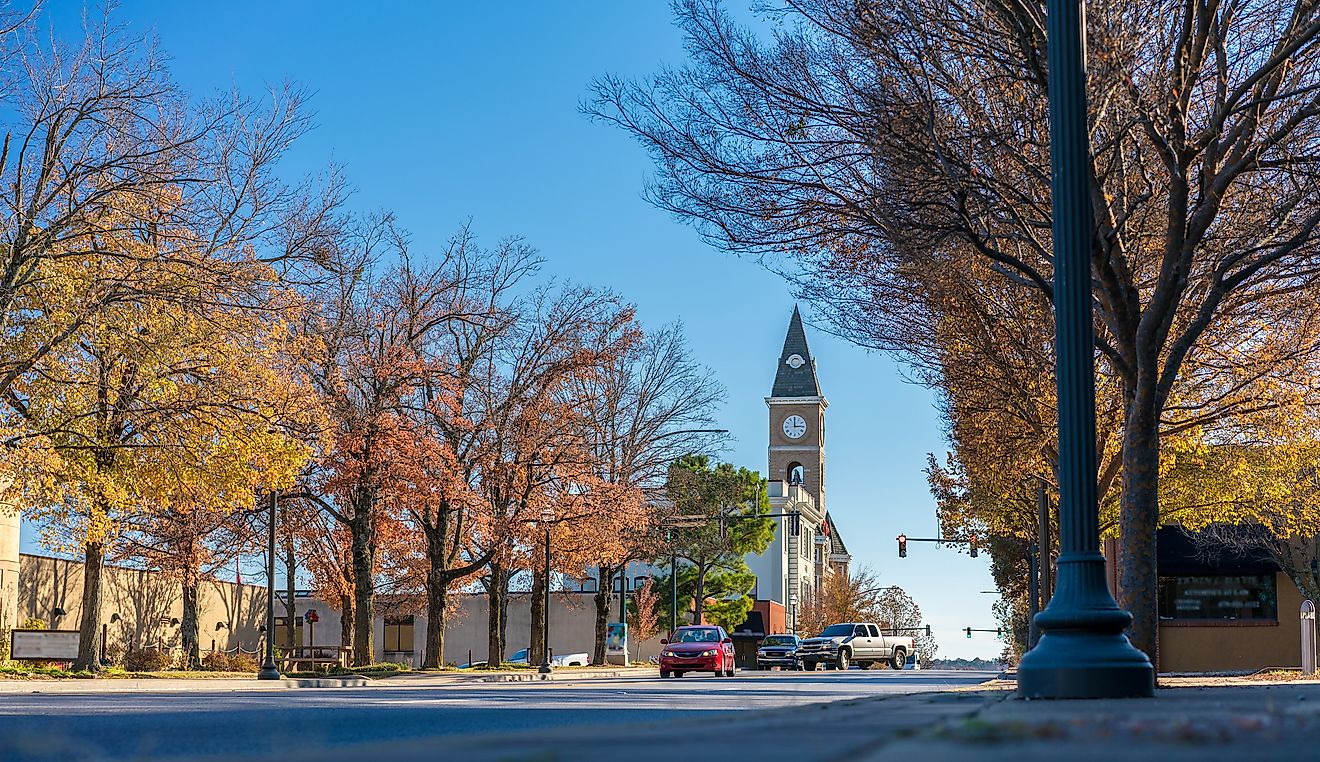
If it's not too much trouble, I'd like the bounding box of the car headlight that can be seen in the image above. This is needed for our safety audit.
[700,649,717,657]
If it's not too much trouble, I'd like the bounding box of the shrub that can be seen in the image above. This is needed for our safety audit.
[102,642,125,668]
[201,651,234,671]
[201,651,259,672]
[123,648,172,672]
[228,652,259,672]
[20,617,47,630]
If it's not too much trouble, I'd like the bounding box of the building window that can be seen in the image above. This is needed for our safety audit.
[787,462,804,485]
[1158,575,1277,621]
[801,529,811,558]
[384,615,415,652]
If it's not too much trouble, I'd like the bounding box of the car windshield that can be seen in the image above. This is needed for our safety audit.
[819,624,856,637]
[762,636,796,647]
[674,628,720,643]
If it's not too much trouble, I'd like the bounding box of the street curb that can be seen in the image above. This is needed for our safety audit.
[281,677,370,688]
[0,669,654,693]
[0,675,371,694]
[472,669,643,683]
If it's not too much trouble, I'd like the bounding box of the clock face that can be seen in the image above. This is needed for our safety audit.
[782,415,807,439]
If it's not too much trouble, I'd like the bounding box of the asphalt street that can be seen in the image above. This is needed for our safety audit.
[0,669,997,762]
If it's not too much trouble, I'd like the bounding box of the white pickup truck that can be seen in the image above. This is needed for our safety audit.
[795,622,913,671]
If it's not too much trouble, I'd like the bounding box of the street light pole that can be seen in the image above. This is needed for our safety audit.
[539,510,553,675]
[258,490,281,680]
[1017,0,1153,699]
[669,553,677,635]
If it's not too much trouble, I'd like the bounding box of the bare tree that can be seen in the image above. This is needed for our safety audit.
[566,322,726,663]
[0,13,337,411]
[588,0,1320,658]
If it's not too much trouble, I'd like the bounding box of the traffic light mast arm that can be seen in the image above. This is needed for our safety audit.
[896,533,982,557]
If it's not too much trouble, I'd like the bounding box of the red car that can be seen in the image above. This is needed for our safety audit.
[657,625,737,678]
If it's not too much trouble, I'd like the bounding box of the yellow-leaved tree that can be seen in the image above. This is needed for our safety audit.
[9,195,318,671]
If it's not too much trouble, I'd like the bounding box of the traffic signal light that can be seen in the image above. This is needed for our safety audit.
[969,535,979,558]
[789,512,801,537]
[996,628,1003,640]
[925,625,932,637]
[965,627,972,639]
[897,534,907,558]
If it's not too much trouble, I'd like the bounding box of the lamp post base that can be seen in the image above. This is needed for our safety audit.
[1017,556,1154,699]
[1018,631,1154,698]
[257,663,282,680]
[537,663,553,675]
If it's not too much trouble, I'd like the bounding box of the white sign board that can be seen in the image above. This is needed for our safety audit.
[11,629,80,660]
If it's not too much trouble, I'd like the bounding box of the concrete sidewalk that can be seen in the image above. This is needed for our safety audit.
[0,665,655,694]
[292,676,1320,761]
[876,678,1320,761]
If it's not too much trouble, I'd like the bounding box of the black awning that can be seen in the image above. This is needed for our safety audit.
[731,610,766,638]
[1158,526,1280,576]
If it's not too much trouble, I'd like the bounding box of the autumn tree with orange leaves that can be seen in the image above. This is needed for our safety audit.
[300,215,481,666]
[467,285,639,665]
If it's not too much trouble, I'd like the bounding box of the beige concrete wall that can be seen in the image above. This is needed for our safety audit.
[1157,572,1306,673]
[14,551,663,667]
[17,553,267,658]
[296,592,665,667]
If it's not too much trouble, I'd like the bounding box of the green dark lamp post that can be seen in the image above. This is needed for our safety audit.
[258,489,282,681]
[1016,0,1154,698]
[539,507,554,675]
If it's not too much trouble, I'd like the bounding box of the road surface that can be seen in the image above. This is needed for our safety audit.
[0,669,998,761]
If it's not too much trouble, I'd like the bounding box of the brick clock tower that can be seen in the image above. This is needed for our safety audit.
[766,306,827,511]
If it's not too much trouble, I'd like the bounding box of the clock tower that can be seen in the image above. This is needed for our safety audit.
[766,306,827,512]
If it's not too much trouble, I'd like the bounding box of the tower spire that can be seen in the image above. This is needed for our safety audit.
[771,306,822,397]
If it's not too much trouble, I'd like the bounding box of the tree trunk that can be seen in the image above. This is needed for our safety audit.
[592,566,613,664]
[181,577,200,669]
[285,534,297,654]
[423,527,449,669]
[73,540,105,672]
[350,514,376,666]
[529,565,546,665]
[1117,394,1161,667]
[486,560,504,664]
[498,569,511,660]
[339,593,354,652]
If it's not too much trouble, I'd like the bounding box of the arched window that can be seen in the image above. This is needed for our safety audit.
[787,462,804,485]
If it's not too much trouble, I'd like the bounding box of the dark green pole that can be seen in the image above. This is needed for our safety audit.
[258,490,281,680]
[1017,0,1154,698]
[670,554,677,634]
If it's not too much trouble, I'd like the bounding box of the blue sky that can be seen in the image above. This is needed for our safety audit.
[25,1,999,659]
